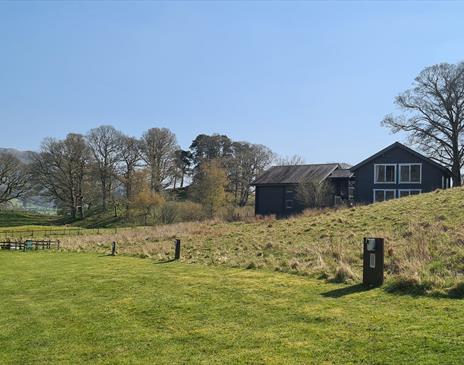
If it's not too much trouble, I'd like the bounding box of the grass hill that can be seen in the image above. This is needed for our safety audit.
[58,186,464,297]
[0,210,60,227]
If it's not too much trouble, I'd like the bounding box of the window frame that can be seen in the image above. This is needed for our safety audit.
[374,164,397,184]
[285,199,293,209]
[398,189,422,198]
[373,189,397,203]
[398,163,422,184]
[285,188,294,195]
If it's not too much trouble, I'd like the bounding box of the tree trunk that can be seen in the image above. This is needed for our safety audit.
[452,138,462,186]
[77,205,83,219]
[452,164,462,186]
[126,181,132,201]
[70,205,76,219]
[102,185,107,210]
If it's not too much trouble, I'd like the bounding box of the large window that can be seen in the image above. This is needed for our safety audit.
[374,164,396,183]
[373,189,396,202]
[398,189,421,198]
[399,164,421,183]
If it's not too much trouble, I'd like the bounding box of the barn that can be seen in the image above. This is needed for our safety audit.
[252,163,352,216]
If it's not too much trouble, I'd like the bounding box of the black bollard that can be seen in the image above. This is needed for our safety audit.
[363,237,384,286]
[111,241,116,256]
[174,239,181,260]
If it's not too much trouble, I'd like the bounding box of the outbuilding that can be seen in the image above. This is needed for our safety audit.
[252,163,352,216]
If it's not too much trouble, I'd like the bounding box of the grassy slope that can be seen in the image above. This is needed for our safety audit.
[0,210,127,237]
[0,210,60,227]
[58,187,464,295]
[0,208,126,231]
[1,252,463,365]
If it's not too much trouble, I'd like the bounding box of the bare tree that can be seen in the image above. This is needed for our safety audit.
[118,135,142,202]
[229,142,274,206]
[275,154,305,166]
[296,177,334,208]
[141,128,178,192]
[0,152,29,206]
[382,62,464,186]
[32,133,89,218]
[87,125,122,209]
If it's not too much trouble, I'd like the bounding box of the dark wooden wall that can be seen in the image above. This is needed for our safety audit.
[255,185,304,216]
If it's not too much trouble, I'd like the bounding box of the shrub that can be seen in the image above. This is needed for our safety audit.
[133,189,165,225]
[218,205,255,222]
[175,201,206,222]
[160,202,178,224]
[297,178,334,208]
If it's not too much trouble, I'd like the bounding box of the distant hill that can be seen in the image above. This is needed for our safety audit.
[0,147,34,164]
[0,147,54,211]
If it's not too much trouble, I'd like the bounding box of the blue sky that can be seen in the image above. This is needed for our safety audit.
[0,1,463,164]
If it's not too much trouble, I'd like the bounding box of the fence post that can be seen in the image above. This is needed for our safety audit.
[174,239,181,260]
[111,241,116,256]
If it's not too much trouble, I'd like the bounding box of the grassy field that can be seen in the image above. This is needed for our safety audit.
[1,251,463,364]
[50,187,464,296]
[3,187,464,295]
[0,209,127,234]
[0,210,60,227]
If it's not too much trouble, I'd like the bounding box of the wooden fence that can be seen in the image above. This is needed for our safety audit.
[0,239,60,251]
[0,227,120,239]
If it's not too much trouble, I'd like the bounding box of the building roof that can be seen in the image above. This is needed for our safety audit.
[350,141,452,174]
[252,163,344,185]
[329,168,354,178]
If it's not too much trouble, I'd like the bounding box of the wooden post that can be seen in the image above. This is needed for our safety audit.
[174,239,181,260]
[111,241,116,256]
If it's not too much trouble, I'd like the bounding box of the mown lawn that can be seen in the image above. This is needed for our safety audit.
[0,252,463,364]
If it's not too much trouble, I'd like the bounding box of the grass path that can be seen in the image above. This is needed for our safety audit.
[1,252,463,364]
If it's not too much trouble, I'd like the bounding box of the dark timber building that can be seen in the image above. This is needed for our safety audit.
[252,142,453,216]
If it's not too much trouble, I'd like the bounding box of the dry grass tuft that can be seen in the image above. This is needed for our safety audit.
[331,262,358,283]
